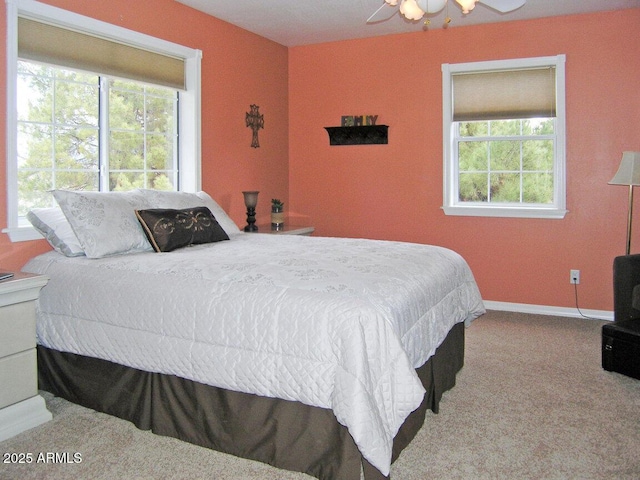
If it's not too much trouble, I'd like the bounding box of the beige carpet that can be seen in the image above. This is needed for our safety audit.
[1,310,639,479]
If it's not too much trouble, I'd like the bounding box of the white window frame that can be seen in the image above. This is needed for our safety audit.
[441,55,567,219]
[4,0,202,242]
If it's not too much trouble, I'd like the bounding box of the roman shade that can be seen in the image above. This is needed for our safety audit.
[18,17,185,90]
[452,66,556,122]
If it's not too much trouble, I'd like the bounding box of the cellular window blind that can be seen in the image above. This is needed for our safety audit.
[18,16,185,90]
[452,66,556,122]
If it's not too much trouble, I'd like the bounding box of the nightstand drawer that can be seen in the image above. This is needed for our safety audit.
[0,301,36,357]
[0,349,37,409]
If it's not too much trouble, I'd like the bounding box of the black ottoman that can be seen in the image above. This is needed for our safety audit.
[602,319,640,380]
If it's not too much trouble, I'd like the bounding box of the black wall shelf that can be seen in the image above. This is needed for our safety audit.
[324,125,388,146]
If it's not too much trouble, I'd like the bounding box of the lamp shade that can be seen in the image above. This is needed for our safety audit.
[242,191,259,208]
[399,0,425,20]
[609,152,640,186]
[455,0,477,14]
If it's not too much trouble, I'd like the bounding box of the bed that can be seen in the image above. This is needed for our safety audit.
[22,189,485,479]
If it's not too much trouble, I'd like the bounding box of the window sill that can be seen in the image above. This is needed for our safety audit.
[3,226,44,242]
[442,205,568,219]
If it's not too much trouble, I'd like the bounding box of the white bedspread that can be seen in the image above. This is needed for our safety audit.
[24,233,484,475]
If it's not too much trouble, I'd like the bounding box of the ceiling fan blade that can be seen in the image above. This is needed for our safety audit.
[366,2,398,24]
[479,0,526,13]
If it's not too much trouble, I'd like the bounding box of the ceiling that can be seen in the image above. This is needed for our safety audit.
[176,0,640,47]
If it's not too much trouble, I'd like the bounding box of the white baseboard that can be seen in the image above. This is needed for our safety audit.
[0,395,52,442]
[483,300,613,321]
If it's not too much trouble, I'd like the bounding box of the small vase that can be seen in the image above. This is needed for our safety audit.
[271,208,284,230]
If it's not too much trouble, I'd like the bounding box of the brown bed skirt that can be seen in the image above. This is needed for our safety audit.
[37,321,464,480]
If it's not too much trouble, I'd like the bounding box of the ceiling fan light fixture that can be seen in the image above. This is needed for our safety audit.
[375,0,526,26]
[416,0,448,14]
[399,0,426,20]
[455,0,478,14]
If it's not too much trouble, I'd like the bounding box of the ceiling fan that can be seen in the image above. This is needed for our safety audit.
[367,0,526,23]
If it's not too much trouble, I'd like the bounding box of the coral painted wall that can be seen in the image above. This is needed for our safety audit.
[288,9,640,312]
[1,2,638,313]
[0,0,289,271]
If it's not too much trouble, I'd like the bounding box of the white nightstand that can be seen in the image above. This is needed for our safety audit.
[254,224,315,236]
[0,272,51,442]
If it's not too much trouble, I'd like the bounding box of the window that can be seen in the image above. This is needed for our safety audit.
[4,0,202,241]
[442,55,566,219]
[17,62,179,217]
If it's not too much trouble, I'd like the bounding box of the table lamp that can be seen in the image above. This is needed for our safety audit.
[242,191,259,232]
[609,151,640,255]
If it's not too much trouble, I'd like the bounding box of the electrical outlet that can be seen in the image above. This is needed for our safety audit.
[570,269,580,285]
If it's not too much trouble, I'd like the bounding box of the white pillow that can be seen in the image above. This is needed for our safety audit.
[138,190,240,235]
[195,191,241,235]
[27,207,85,257]
[53,189,153,258]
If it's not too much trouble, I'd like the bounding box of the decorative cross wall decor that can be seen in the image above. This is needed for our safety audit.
[246,104,264,148]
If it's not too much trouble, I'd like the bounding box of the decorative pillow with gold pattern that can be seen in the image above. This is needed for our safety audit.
[135,206,229,252]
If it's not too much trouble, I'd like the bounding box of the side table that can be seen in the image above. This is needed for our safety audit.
[253,224,315,236]
[0,272,51,441]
